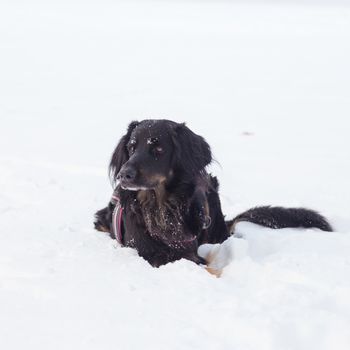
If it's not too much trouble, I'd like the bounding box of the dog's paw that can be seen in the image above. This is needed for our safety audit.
[94,221,110,233]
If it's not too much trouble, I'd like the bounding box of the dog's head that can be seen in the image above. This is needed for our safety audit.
[109,119,212,190]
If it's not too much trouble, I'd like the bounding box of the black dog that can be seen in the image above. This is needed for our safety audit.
[94,120,332,267]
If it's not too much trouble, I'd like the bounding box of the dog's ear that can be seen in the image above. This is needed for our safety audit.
[109,121,139,184]
[172,123,212,178]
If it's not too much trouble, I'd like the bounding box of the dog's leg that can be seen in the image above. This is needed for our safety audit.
[188,188,211,237]
[205,252,223,277]
[199,246,223,278]
[94,204,114,236]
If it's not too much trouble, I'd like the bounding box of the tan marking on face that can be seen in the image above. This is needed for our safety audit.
[148,174,167,185]
[136,175,168,206]
[154,180,168,204]
[137,190,153,205]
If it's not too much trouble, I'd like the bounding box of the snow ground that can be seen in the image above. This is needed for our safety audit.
[1,1,350,349]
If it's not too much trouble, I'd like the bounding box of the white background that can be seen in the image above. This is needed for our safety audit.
[1,1,350,349]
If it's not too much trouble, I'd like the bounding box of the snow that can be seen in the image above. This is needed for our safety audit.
[1,0,350,349]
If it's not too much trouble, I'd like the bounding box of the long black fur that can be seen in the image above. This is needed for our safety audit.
[95,119,332,267]
[95,120,229,266]
[227,206,333,233]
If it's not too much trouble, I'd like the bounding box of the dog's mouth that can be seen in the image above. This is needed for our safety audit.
[120,184,151,191]
[119,179,156,191]
[118,174,167,192]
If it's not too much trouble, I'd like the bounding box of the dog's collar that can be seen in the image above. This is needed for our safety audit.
[111,192,124,245]
[111,190,210,244]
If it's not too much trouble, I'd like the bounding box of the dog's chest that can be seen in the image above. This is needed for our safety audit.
[126,192,194,249]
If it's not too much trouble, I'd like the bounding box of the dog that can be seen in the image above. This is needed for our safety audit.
[94,119,332,267]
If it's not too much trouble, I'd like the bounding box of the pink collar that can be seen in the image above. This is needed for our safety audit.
[111,194,124,245]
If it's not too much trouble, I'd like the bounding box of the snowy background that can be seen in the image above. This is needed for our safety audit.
[1,0,350,349]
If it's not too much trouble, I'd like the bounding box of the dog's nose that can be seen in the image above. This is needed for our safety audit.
[117,167,136,182]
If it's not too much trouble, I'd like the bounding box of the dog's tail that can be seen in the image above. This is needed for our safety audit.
[226,206,333,234]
